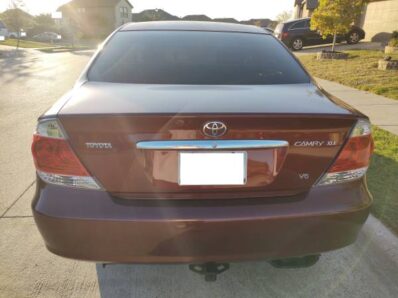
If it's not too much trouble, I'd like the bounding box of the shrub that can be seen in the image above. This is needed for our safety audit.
[389,39,398,47]
[389,31,398,47]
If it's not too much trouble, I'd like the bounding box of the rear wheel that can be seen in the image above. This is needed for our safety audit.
[291,38,304,51]
[347,31,360,44]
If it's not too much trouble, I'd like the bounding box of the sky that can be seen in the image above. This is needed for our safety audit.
[0,0,293,21]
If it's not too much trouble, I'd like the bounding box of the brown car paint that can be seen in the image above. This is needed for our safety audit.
[59,114,355,199]
[32,22,372,264]
[33,178,371,263]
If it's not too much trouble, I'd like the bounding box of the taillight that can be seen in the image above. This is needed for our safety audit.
[31,119,101,190]
[318,119,374,186]
[282,32,289,39]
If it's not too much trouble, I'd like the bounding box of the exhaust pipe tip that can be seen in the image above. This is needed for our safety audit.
[269,254,320,269]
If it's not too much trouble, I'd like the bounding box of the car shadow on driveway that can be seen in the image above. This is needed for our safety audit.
[95,219,398,298]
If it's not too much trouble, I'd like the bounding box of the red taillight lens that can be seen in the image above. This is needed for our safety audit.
[32,135,89,176]
[328,134,374,173]
[31,119,101,190]
[282,32,289,39]
[318,119,373,186]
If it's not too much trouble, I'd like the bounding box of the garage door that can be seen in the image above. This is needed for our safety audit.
[360,0,398,42]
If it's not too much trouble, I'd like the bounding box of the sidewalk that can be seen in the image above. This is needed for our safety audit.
[316,78,398,135]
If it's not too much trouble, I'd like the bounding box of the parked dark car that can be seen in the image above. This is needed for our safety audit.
[275,18,366,51]
[262,27,274,34]
[33,32,61,42]
[31,21,373,280]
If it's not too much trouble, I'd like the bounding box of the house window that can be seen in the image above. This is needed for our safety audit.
[120,7,129,18]
[77,7,86,13]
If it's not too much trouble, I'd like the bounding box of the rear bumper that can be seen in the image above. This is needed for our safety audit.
[32,179,372,264]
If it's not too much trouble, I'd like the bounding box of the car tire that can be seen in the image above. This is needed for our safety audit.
[291,38,304,51]
[347,31,360,44]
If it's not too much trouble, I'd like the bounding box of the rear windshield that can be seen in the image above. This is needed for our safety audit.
[88,31,310,85]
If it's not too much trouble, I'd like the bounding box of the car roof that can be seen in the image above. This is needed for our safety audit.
[120,21,269,34]
[282,18,310,25]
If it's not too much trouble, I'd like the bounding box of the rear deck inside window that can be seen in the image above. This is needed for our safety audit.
[88,31,310,85]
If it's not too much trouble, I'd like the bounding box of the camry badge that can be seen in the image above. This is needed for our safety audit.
[203,121,227,138]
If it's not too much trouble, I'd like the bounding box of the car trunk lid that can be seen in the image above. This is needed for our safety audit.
[57,82,358,199]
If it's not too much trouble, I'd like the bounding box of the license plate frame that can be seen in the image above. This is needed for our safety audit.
[178,151,247,186]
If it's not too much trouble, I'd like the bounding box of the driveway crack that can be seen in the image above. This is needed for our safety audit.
[0,181,35,218]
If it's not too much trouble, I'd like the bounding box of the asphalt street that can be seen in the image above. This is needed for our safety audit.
[0,47,397,298]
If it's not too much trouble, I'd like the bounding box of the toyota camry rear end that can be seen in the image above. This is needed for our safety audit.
[31,22,373,265]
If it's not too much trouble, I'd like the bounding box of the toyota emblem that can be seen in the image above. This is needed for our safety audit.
[203,121,227,138]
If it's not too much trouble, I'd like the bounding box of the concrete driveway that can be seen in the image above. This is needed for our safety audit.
[1,48,398,298]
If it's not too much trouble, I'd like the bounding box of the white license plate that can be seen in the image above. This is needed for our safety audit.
[179,152,247,186]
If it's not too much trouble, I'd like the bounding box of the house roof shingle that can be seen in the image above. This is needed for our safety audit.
[213,18,239,23]
[121,21,269,35]
[132,9,180,22]
[182,14,212,21]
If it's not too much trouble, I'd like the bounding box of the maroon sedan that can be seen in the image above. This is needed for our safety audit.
[31,21,373,279]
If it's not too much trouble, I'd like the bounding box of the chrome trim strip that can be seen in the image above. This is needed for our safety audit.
[136,140,289,150]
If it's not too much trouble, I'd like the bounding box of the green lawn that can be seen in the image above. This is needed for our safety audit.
[299,50,398,100]
[0,39,54,48]
[367,127,398,234]
[299,50,398,234]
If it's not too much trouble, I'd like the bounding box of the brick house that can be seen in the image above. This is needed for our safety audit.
[57,0,133,37]
[293,0,398,42]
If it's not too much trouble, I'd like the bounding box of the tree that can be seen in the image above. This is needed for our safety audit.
[1,8,32,33]
[27,14,56,37]
[34,14,55,27]
[1,0,32,49]
[311,0,366,52]
[276,10,292,23]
